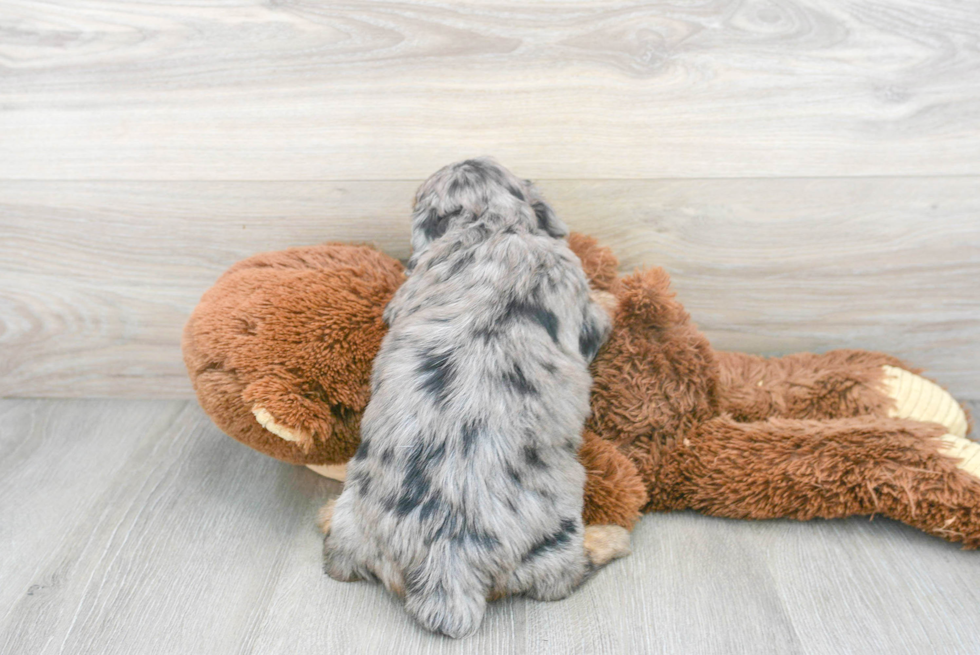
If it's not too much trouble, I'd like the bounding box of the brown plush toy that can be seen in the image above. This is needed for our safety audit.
[183,235,979,547]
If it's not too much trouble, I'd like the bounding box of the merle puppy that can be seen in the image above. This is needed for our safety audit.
[321,158,630,638]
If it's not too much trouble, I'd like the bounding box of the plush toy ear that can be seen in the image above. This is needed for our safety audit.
[567,233,620,292]
[531,199,569,239]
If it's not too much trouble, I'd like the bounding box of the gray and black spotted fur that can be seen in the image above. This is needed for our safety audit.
[323,158,613,638]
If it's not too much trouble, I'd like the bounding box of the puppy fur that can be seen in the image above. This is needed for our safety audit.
[322,158,614,638]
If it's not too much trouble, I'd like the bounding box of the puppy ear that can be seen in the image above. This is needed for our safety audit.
[579,299,612,362]
[531,200,569,239]
[410,207,462,263]
[417,207,454,242]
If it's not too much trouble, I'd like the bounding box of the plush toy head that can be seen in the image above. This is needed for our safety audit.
[182,244,405,465]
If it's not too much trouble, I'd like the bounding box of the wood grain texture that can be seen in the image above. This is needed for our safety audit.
[2,0,979,180]
[1,399,979,655]
[3,1,978,650]
[2,178,977,399]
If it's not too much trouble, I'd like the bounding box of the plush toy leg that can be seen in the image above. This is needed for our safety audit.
[937,434,980,477]
[715,350,971,437]
[644,415,980,548]
[882,365,969,437]
[579,430,647,529]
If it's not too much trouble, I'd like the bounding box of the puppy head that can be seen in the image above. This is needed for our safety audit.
[408,157,568,266]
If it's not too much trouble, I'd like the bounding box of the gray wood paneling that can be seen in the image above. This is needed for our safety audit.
[1,399,978,655]
[1,0,978,180]
[2,178,977,399]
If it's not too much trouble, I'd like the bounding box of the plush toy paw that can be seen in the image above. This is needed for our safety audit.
[583,524,632,566]
[937,434,980,479]
[317,498,338,534]
[590,289,619,319]
[881,366,969,437]
[306,463,348,482]
[252,405,314,446]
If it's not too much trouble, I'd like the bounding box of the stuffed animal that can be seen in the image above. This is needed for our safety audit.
[183,234,979,547]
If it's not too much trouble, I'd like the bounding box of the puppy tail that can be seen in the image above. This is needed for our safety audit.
[402,548,488,639]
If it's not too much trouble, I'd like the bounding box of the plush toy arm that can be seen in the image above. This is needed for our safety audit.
[656,414,980,548]
[567,233,620,292]
[715,349,971,437]
[579,430,646,529]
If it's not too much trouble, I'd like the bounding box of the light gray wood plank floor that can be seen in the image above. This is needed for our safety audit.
[2,398,979,655]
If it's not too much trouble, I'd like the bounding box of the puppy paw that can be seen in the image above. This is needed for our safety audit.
[317,498,338,534]
[881,366,968,437]
[252,406,315,448]
[584,524,631,566]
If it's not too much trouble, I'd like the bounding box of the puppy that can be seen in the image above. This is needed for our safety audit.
[322,158,629,638]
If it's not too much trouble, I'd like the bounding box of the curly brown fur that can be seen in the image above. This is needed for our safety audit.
[654,415,980,548]
[716,349,915,421]
[584,257,980,547]
[579,430,645,529]
[567,233,620,293]
[585,265,721,462]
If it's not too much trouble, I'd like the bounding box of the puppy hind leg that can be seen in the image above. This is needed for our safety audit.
[321,501,370,583]
[508,519,591,602]
[518,546,590,601]
[322,532,364,582]
[512,520,631,601]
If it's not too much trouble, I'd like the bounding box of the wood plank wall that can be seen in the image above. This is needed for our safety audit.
[1,1,978,399]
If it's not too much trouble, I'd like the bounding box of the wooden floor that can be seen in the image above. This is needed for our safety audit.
[2,398,979,655]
